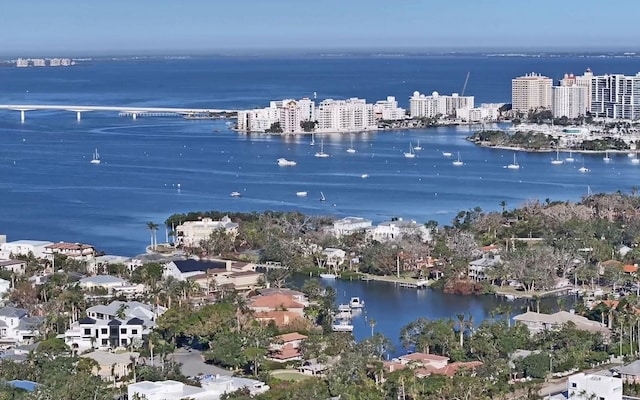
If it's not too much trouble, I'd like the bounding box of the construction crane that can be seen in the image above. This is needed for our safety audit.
[461,72,470,96]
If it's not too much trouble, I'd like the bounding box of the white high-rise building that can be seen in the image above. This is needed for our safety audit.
[280,100,301,133]
[236,98,315,133]
[409,91,474,118]
[455,103,504,122]
[511,72,553,112]
[373,96,406,120]
[236,107,280,132]
[552,86,588,119]
[591,73,640,120]
[316,98,377,132]
[560,68,594,112]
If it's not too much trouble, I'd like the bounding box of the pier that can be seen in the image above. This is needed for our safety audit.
[0,104,239,122]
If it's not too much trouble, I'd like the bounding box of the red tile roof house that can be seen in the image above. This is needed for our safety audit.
[383,352,482,379]
[268,332,308,362]
[248,293,306,316]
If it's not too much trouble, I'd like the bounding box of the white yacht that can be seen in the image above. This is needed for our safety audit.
[507,153,520,169]
[603,151,611,162]
[314,139,330,158]
[349,297,365,309]
[319,273,336,279]
[331,319,354,332]
[230,191,242,197]
[361,174,369,179]
[442,151,453,157]
[346,137,356,153]
[277,158,297,166]
[452,152,464,166]
[404,143,416,158]
[296,191,308,197]
[90,148,101,164]
[413,140,423,151]
[579,159,589,173]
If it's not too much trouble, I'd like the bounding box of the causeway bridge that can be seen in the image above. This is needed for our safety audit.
[0,104,239,122]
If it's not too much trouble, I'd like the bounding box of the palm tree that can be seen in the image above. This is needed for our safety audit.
[499,200,507,214]
[147,222,159,250]
[369,318,376,337]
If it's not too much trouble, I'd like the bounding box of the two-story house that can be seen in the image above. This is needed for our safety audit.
[0,307,43,345]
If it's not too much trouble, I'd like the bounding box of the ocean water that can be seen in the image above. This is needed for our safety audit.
[1,54,640,255]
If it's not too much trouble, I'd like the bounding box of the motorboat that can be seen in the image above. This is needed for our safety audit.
[90,148,101,164]
[277,158,297,166]
[296,191,308,197]
[331,319,354,332]
[230,191,242,197]
[578,166,589,173]
[442,152,453,157]
[452,152,464,166]
[349,297,365,309]
[404,143,416,158]
[319,273,336,279]
[507,153,520,169]
[338,304,351,312]
[361,174,369,179]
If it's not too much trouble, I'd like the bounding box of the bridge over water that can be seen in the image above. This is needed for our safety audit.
[0,104,239,122]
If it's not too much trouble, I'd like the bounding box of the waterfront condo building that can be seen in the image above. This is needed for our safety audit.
[373,96,406,120]
[236,98,315,133]
[456,103,505,122]
[511,72,552,112]
[560,68,594,111]
[315,98,377,132]
[552,85,588,119]
[591,73,640,120]
[409,91,474,118]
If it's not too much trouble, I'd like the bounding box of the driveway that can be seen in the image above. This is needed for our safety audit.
[168,348,232,378]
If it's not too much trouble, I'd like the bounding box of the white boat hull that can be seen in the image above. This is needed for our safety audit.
[320,273,336,279]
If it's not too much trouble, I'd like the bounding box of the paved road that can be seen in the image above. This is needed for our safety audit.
[169,348,232,378]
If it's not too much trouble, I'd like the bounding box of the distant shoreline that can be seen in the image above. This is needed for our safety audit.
[471,142,635,154]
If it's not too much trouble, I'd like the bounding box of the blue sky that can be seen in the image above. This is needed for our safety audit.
[2,0,639,55]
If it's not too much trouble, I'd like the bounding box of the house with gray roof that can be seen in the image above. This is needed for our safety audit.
[514,310,610,336]
[0,307,44,345]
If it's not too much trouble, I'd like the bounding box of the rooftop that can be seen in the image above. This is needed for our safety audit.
[171,259,227,273]
[275,332,308,342]
[79,275,126,285]
[250,293,305,309]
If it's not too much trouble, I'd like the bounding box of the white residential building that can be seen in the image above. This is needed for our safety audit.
[368,218,432,243]
[552,85,588,119]
[236,107,280,133]
[279,100,302,133]
[321,248,347,270]
[64,301,164,351]
[511,72,553,112]
[567,373,622,400]
[456,103,505,122]
[236,98,315,133]
[128,377,269,400]
[332,217,373,238]
[373,96,406,120]
[0,260,27,275]
[0,240,52,259]
[175,216,239,248]
[592,72,640,120]
[15,58,29,67]
[79,275,144,296]
[316,98,377,132]
[560,68,594,111]
[0,307,43,345]
[409,91,474,118]
[513,310,610,336]
[44,242,96,260]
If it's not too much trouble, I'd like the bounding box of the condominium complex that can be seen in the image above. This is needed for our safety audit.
[455,103,505,122]
[316,98,377,132]
[237,96,393,133]
[409,91,474,118]
[16,58,75,67]
[560,69,594,110]
[511,72,552,112]
[591,73,640,120]
[552,86,588,119]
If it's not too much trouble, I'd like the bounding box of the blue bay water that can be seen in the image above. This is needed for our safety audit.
[0,54,631,350]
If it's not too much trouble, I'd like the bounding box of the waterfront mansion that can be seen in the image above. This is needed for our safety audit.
[174,216,238,248]
[330,216,432,243]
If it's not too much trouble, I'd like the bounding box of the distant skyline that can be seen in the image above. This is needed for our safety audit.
[3,0,640,56]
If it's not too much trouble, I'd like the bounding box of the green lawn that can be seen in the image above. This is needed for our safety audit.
[270,369,310,382]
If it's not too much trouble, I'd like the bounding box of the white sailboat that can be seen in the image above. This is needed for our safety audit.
[452,152,464,166]
[507,153,520,169]
[90,148,101,164]
[566,151,575,162]
[320,191,326,202]
[551,145,563,165]
[314,139,330,158]
[404,143,416,158]
[414,140,423,151]
[603,151,611,162]
[632,152,640,164]
[346,137,356,153]
[310,132,315,146]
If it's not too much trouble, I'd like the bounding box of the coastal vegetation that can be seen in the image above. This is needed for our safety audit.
[468,129,632,151]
